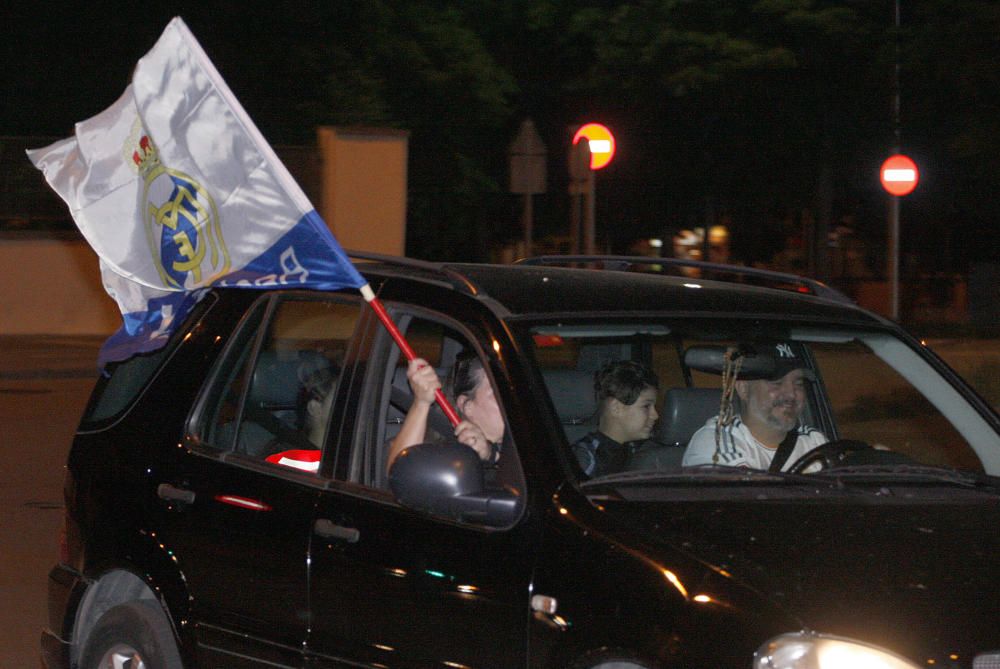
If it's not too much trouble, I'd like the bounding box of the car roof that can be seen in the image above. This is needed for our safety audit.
[352,255,885,326]
[515,254,852,303]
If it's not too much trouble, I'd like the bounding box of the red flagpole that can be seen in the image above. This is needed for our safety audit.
[361,285,461,427]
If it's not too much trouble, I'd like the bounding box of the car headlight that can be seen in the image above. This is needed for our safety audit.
[755,632,920,669]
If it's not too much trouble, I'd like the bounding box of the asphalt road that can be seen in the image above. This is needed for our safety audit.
[0,336,102,668]
[0,333,998,668]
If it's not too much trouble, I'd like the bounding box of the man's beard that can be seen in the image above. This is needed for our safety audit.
[765,400,799,432]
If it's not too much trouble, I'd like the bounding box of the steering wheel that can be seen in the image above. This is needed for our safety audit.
[786,439,874,473]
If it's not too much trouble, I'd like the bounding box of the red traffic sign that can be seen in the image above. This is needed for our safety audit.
[880,154,919,196]
[572,123,615,170]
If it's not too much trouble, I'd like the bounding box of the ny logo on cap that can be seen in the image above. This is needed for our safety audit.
[775,343,795,359]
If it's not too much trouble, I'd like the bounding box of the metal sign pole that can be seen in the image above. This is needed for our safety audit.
[889,195,900,320]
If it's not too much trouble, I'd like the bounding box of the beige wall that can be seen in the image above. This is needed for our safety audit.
[0,237,119,335]
[317,127,409,256]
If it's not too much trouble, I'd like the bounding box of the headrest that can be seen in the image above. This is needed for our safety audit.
[543,369,597,423]
[658,387,722,446]
[250,350,327,407]
[391,362,450,395]
[684,343,815,382]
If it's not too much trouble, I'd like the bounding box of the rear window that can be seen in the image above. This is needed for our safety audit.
[80,293,218,425]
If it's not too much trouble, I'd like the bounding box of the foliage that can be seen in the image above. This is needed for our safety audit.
[901,0,1000,265]
[6,1,1000,265]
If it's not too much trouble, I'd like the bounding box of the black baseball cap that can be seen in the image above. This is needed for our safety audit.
[738,342,815,381]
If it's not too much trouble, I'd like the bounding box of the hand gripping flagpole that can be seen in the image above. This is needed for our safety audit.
[360,284,461,428]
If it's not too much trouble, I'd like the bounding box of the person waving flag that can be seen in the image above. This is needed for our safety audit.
[28,17,459,424]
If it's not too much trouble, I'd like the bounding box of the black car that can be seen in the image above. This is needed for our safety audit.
[42,254,1000,669]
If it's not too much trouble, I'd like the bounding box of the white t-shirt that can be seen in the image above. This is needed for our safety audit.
[682,416,828,471]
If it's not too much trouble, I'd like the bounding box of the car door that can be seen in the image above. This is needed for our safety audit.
[305,309,536,668]
[151,292,363,668]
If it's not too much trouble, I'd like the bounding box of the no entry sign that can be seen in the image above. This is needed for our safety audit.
[880,154,919,196]
[572,123,616,170]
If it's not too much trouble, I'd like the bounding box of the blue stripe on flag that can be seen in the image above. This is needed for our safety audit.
[98,290,206,365]
[217,210,365,290]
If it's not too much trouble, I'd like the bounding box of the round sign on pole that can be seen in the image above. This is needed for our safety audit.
[880,154,919,196]
[572,123,615,170]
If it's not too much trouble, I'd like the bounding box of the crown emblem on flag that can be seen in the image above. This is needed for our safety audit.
[131,134,162,176]
[122,119,162,178]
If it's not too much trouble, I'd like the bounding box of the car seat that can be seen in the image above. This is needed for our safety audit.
[625,386,721,471]
[542,368,598,444]
[658,387,722,447]
[236,350,328,457]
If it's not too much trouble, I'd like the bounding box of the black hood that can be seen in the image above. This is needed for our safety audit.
[600,490,1000,664]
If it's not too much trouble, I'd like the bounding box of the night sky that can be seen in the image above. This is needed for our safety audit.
[5,2,1000,273]
[2,4,285,138]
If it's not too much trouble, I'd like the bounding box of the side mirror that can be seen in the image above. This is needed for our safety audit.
[388,441,520,527]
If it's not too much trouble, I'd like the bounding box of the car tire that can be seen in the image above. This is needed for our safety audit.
[79,600,183,669]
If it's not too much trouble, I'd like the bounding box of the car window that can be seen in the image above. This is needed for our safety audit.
[533,327,682,445]
[530,319,1000,482]
[812,339,981,471]
[82,293,219,427]
[532,326,821,453]
[382,317,466,448]
[192,293,361,474]
[350,310,525,525]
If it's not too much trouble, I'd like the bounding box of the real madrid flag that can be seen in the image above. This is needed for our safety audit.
[27,17,366,365]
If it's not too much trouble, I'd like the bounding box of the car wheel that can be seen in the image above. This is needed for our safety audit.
[80,600,183,669]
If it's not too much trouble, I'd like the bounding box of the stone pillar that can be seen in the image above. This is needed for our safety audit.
[316,127,409,256]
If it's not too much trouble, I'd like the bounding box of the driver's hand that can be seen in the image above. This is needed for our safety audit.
[406,358,441,406]
[455,420,492,461]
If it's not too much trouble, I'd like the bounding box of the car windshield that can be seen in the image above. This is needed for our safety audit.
[529,319,1000,489]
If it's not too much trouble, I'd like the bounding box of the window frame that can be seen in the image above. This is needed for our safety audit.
[343,301,527,525]
[185,290,366,480]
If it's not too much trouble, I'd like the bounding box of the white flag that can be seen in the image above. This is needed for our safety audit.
[29,17,365,364]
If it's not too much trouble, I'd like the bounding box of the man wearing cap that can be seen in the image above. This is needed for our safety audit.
[682,343,827,471]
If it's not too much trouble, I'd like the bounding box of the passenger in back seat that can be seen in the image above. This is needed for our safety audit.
[573,361,659,478]
[298,365,338,447]
[263,361,338,472]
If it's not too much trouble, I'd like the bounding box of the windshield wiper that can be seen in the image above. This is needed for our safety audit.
[580,465,820,489]
[814,464,999,489]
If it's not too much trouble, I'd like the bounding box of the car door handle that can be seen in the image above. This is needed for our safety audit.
[157,483,196,505]
[314,518,360,544]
